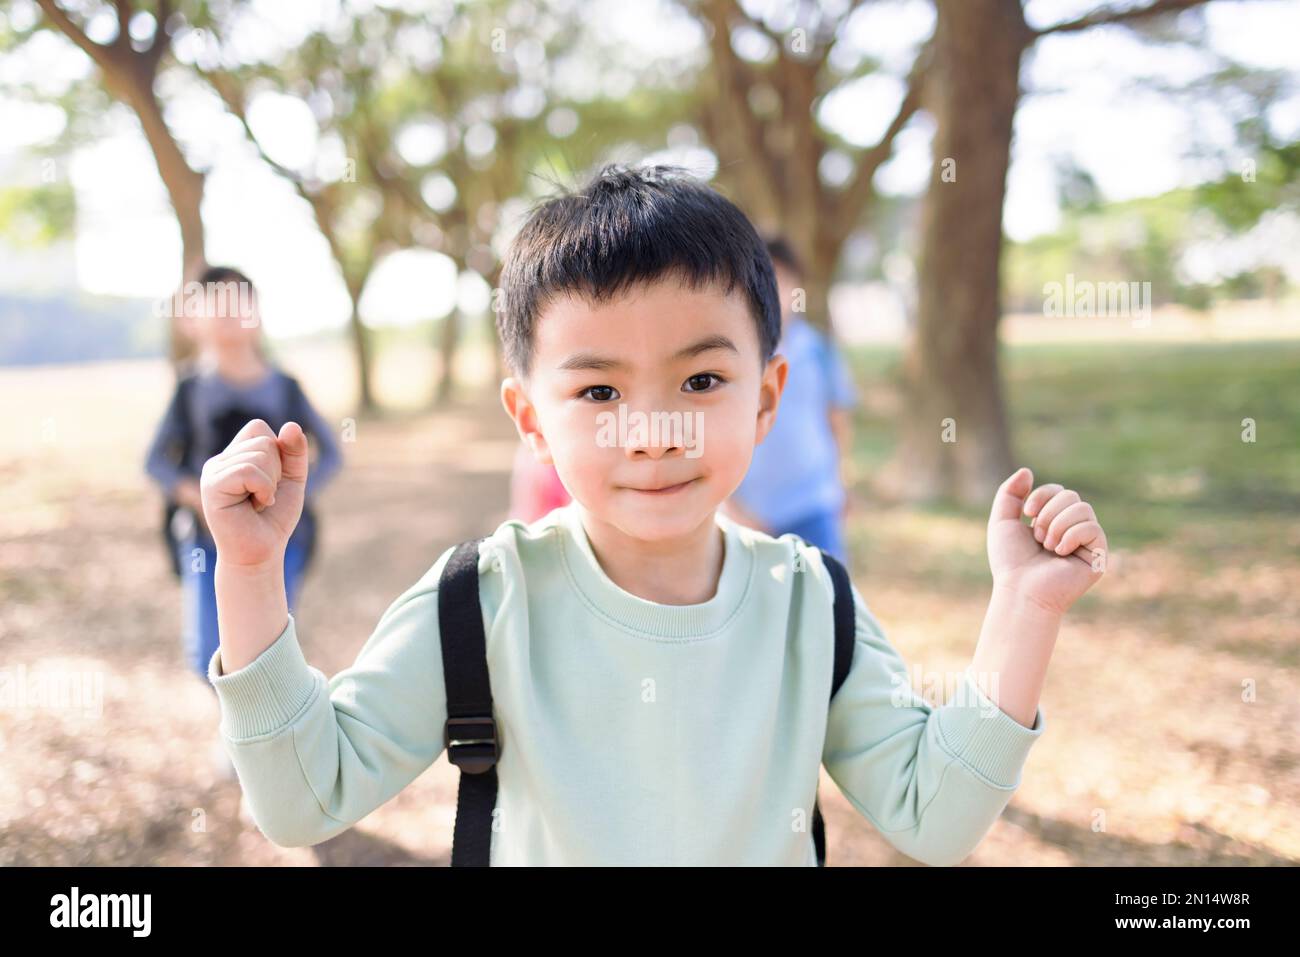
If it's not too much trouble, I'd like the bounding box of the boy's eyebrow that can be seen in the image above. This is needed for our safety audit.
[556,334,740,373]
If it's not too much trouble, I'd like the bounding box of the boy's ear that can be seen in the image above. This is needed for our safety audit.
[754,353,788,445]
[501,376,554,465]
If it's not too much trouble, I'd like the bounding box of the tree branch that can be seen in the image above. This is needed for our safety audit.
[201,68,311,187]
[112,0,134,53]
[696,0,778,218]
[829,37,932,246]
[143,0,175,73]
[811,0,872,73]
[1035,0,1214,37]
[202,64,403,292]
[34,0,119,73]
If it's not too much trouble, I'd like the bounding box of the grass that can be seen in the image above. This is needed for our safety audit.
[825,339,1300,864]
[843,338,1300,549]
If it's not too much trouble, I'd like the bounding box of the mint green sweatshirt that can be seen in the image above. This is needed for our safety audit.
[209,502,1046,866]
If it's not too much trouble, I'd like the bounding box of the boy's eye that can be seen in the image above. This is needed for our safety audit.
[579,385,619,402]
[683,373,726,393]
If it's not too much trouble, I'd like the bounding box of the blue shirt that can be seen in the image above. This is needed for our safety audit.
[735,317,858,528]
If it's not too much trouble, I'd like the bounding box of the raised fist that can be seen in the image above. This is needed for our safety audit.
[199,418,309,568]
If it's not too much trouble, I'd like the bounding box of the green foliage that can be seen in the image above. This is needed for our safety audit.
[0,181,75,245]
[1195,142,1300,232]
[195,0,689,303]
[1004,149,1300,313]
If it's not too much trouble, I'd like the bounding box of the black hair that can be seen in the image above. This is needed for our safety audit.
[198,265,256,291]
[190,264,268,358]
[764,235,803,277]
[497,163,781,379]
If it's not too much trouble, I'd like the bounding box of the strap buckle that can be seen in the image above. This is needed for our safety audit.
[444,715,499,774]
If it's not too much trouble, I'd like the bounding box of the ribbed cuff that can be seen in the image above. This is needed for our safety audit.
[207,613,320,740]
[935,670,1046,788]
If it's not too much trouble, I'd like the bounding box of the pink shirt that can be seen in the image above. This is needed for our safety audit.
[509,441,571,523]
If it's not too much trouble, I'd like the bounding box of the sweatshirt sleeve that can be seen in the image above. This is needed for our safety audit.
[143,383,188,496]
[206,544,462,847]
[821,575,1046,867]
[294,383,342,499]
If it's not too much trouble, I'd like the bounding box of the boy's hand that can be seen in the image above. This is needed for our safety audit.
[987,466,1106,617]
[200,419,309,568]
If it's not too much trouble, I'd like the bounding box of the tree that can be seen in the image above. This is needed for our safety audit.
[196,34,405,414]
[886,0,1027,505]
[688,0,930,332]
[199,0,683,408]
[33,0,211,365]
[369,0,690,403]
[889,0,1248,505]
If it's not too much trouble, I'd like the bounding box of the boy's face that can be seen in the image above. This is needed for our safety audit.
[501,275,787,543]
[188,287,262,350]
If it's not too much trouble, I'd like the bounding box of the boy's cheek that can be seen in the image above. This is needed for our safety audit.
[547,437,607,497]
[693,425,751,486]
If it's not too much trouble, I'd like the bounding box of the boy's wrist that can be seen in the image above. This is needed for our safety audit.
[216,553,287,581]
[214,555,290,674]
[970,583,1060,728]
[988,581,1065,632]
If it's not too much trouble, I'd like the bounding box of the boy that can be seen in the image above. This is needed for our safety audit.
[721,237,858,567]
[201,164,1106,865]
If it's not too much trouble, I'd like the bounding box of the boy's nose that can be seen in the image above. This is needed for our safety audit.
[623,427,685,459]
[626,443,682,460]
[616,400,694,459]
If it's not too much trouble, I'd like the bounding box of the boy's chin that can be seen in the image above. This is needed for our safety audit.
[614,508,721,542]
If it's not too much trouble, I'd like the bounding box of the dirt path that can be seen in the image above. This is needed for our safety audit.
[2,356,1295,866]
[1,358,519,865]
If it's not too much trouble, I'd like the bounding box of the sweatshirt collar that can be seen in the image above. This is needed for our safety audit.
[556,502,753,640]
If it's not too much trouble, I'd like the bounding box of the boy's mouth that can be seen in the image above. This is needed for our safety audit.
[623,478,698,495]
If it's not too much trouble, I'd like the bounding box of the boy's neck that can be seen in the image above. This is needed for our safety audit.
[574,505,726,606]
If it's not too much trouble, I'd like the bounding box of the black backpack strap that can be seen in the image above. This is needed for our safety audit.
[437,537,499,867]
[811,548,855,867]
[820,551,855,699]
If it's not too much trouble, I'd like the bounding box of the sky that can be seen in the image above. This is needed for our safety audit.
[0,0,1296,339]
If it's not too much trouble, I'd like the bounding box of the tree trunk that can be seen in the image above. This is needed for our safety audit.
[799,257,835,334]
[694,0,927,338]
[434,309,460,407]
[34,2,206,306]
[346,290,374,413]
[125,80,206,274]
[886,0,1030,506]
[487,318,505,394]
[111,64,207,369]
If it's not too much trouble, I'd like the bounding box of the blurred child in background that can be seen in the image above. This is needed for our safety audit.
[508,439,571,523]
[720,237,859,568]
[144,265,342,775]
